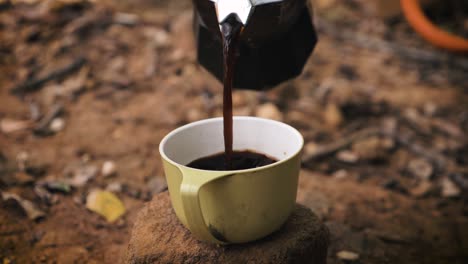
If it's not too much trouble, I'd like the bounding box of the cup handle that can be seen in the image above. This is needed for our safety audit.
[179,167,232,244]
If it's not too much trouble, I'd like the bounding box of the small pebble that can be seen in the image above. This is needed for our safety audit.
[304,142,320,156]
[186,108,204,122]
[407,158,433,180]
[49,118,65,132]
[114,12,139,26]
[232,92,248,107]
[255,103,283,121]
[441,178,461,198]
[336,250,359,261]
[323,103,343,128]
[336,150,359,163]
[102,161,117,178]
[81,153,92,163]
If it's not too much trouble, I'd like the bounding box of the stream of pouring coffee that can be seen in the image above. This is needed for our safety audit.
[221,15,243,169]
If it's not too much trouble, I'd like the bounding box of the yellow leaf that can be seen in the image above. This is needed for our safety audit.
[86,190,125,223]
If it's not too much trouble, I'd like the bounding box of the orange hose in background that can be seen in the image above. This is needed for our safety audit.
[400,0,468,52]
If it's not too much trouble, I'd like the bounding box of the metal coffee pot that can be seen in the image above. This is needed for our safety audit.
[193,0,318,90]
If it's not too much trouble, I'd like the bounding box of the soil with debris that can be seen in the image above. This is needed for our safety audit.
[1,0,467,263]
[127,192,329,264]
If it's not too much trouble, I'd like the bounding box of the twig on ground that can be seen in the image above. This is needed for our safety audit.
[302,127,381,163]
[390,132,447,171]
[398,109,465,140]
[11,57,86,95]
[302,119,451,172]
[317,18,468,71]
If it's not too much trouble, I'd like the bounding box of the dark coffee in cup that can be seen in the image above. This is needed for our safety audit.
[187,150,277,171]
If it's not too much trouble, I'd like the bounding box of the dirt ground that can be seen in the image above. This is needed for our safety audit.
[1,0,468,263]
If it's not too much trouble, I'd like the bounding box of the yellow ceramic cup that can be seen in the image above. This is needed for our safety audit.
[159,117,303,244]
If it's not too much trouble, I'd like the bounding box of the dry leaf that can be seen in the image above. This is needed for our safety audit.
[1,192,45,220]
[86,190,125,222]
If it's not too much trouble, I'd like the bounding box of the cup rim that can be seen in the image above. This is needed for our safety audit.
[159,116,304,173]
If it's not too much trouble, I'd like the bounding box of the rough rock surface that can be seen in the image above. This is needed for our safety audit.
[126,192,329,264]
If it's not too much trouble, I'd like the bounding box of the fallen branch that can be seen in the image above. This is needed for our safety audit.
[391,133,447,171]
[317,18,468,71]
[11,57,86,95]
[302,121,450,172]
[302,127,381,163]
[398,109,465,140]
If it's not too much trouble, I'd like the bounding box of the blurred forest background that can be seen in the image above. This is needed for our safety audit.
[1,0,467,263]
